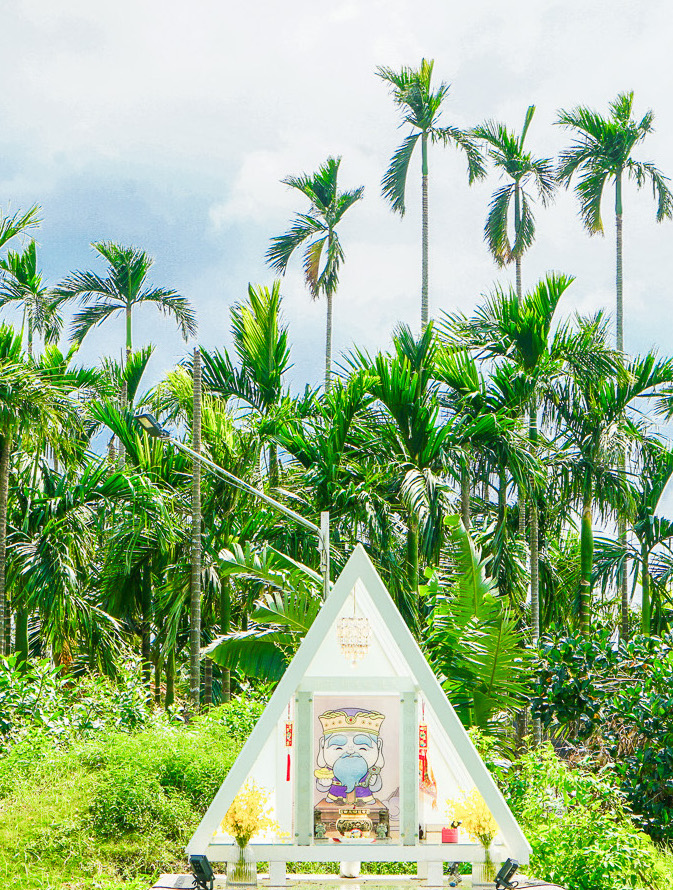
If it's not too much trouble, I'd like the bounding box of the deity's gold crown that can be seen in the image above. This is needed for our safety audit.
[319,709,385,736]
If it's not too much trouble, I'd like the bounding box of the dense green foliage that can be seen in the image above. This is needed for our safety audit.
[1,64,673,887]
[1,688,672,890]
[534,633,673,841]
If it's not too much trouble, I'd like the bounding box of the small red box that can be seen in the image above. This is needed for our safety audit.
[442,827,459,843]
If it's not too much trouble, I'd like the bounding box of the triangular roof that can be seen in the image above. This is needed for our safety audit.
[188,544,530,861]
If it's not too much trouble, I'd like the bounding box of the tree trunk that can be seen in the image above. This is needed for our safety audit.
[189,346,202,713]
[126,303,133,362]
[514,181,522,300]
[460,453,471,529]
[615,173,630,640]
[325,286,333,392]
[421,133,429,329]
[529,406,540,646]
[220,576,231,703]
[15,607,28,665]
[0,434,11,657]
[641,540,650,636]
[579,469,594,636]
[154,642,163,705]
[165,648,175,709]
[529,403,541,746]
[204,657,212,708]
[141,564,152,692]
[615,173,624,352]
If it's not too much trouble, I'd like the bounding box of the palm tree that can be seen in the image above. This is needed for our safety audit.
[594,438,673,636]
[442,275,622,676]
[0,325,75,654]
[377,59,484,328]
[266,158,363,391]
[557,91,673,637]
[0,241,61,356]
[55,241,197,367]
[0,205,40,254]
[550,352,673,634]
[473,105,556,298]
[199,282,291,486]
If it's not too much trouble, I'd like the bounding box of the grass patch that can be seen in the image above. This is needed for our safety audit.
[0,707,242,890]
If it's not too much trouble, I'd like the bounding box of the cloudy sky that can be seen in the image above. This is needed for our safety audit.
[2,0,672,392]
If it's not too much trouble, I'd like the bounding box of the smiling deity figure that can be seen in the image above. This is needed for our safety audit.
[315,707,385,805]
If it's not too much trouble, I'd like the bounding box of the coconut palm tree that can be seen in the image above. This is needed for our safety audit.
[556,91,673,637]
[377,59,484,328]
[55,241,197,367]
[473,105,556,298]
[266,158,363,391]
[0,241,61,355]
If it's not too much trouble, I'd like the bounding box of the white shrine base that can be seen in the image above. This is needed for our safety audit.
[207,844,506,863]
[152,874,564,890]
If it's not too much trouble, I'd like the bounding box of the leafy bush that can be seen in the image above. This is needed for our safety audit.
[502,745,664,890]
[0,700,246,889]
[0,654,152,753]
[532,632,620,739]
[533,632,673,841]
[600,637,673,842]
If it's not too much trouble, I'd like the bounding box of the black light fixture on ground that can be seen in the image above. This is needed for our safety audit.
[134,412,331,600]
[189,853,215,890]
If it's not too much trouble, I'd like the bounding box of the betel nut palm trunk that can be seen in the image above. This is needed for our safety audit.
[515,183,527,540]
[325,231,334,392]
[421,133,429,330]
[0,433,10,655]
[579,468,594,636]
[529,402,541,745]
[190,346,202,711]
[615,172,630,640]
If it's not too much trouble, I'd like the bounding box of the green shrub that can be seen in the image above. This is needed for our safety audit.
[533,633,673,841]
[0,655,153,755]
[209,687,268,742]
[91,768,194,838]
[532,631,619,739]
[601,637,673,842]
[503,745,664,890]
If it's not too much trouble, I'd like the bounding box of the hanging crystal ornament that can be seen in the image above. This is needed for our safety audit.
[337,590,370,666]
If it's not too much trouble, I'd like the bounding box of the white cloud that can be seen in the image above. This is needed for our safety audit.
[0,0,671,392]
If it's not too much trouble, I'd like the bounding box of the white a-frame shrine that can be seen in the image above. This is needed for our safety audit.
[188,545,530,877]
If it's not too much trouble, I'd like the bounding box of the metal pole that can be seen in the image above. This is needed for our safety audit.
[320,511,330,600]
[169,438,320,535]
[168,437,330,598]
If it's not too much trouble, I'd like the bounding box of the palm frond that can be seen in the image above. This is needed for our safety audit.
[381,132,421,215]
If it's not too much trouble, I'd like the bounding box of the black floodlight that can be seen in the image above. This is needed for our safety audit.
[447,861,462,886]
[495,857,519,889]
[189,853,215,890]
[135,412,169,438]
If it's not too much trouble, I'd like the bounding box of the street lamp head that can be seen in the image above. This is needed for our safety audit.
[135,412,170,438]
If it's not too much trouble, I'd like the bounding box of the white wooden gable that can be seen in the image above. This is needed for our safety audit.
[187,544,530,864]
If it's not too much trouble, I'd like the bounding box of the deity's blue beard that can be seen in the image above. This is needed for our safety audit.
[332,753,369,793]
